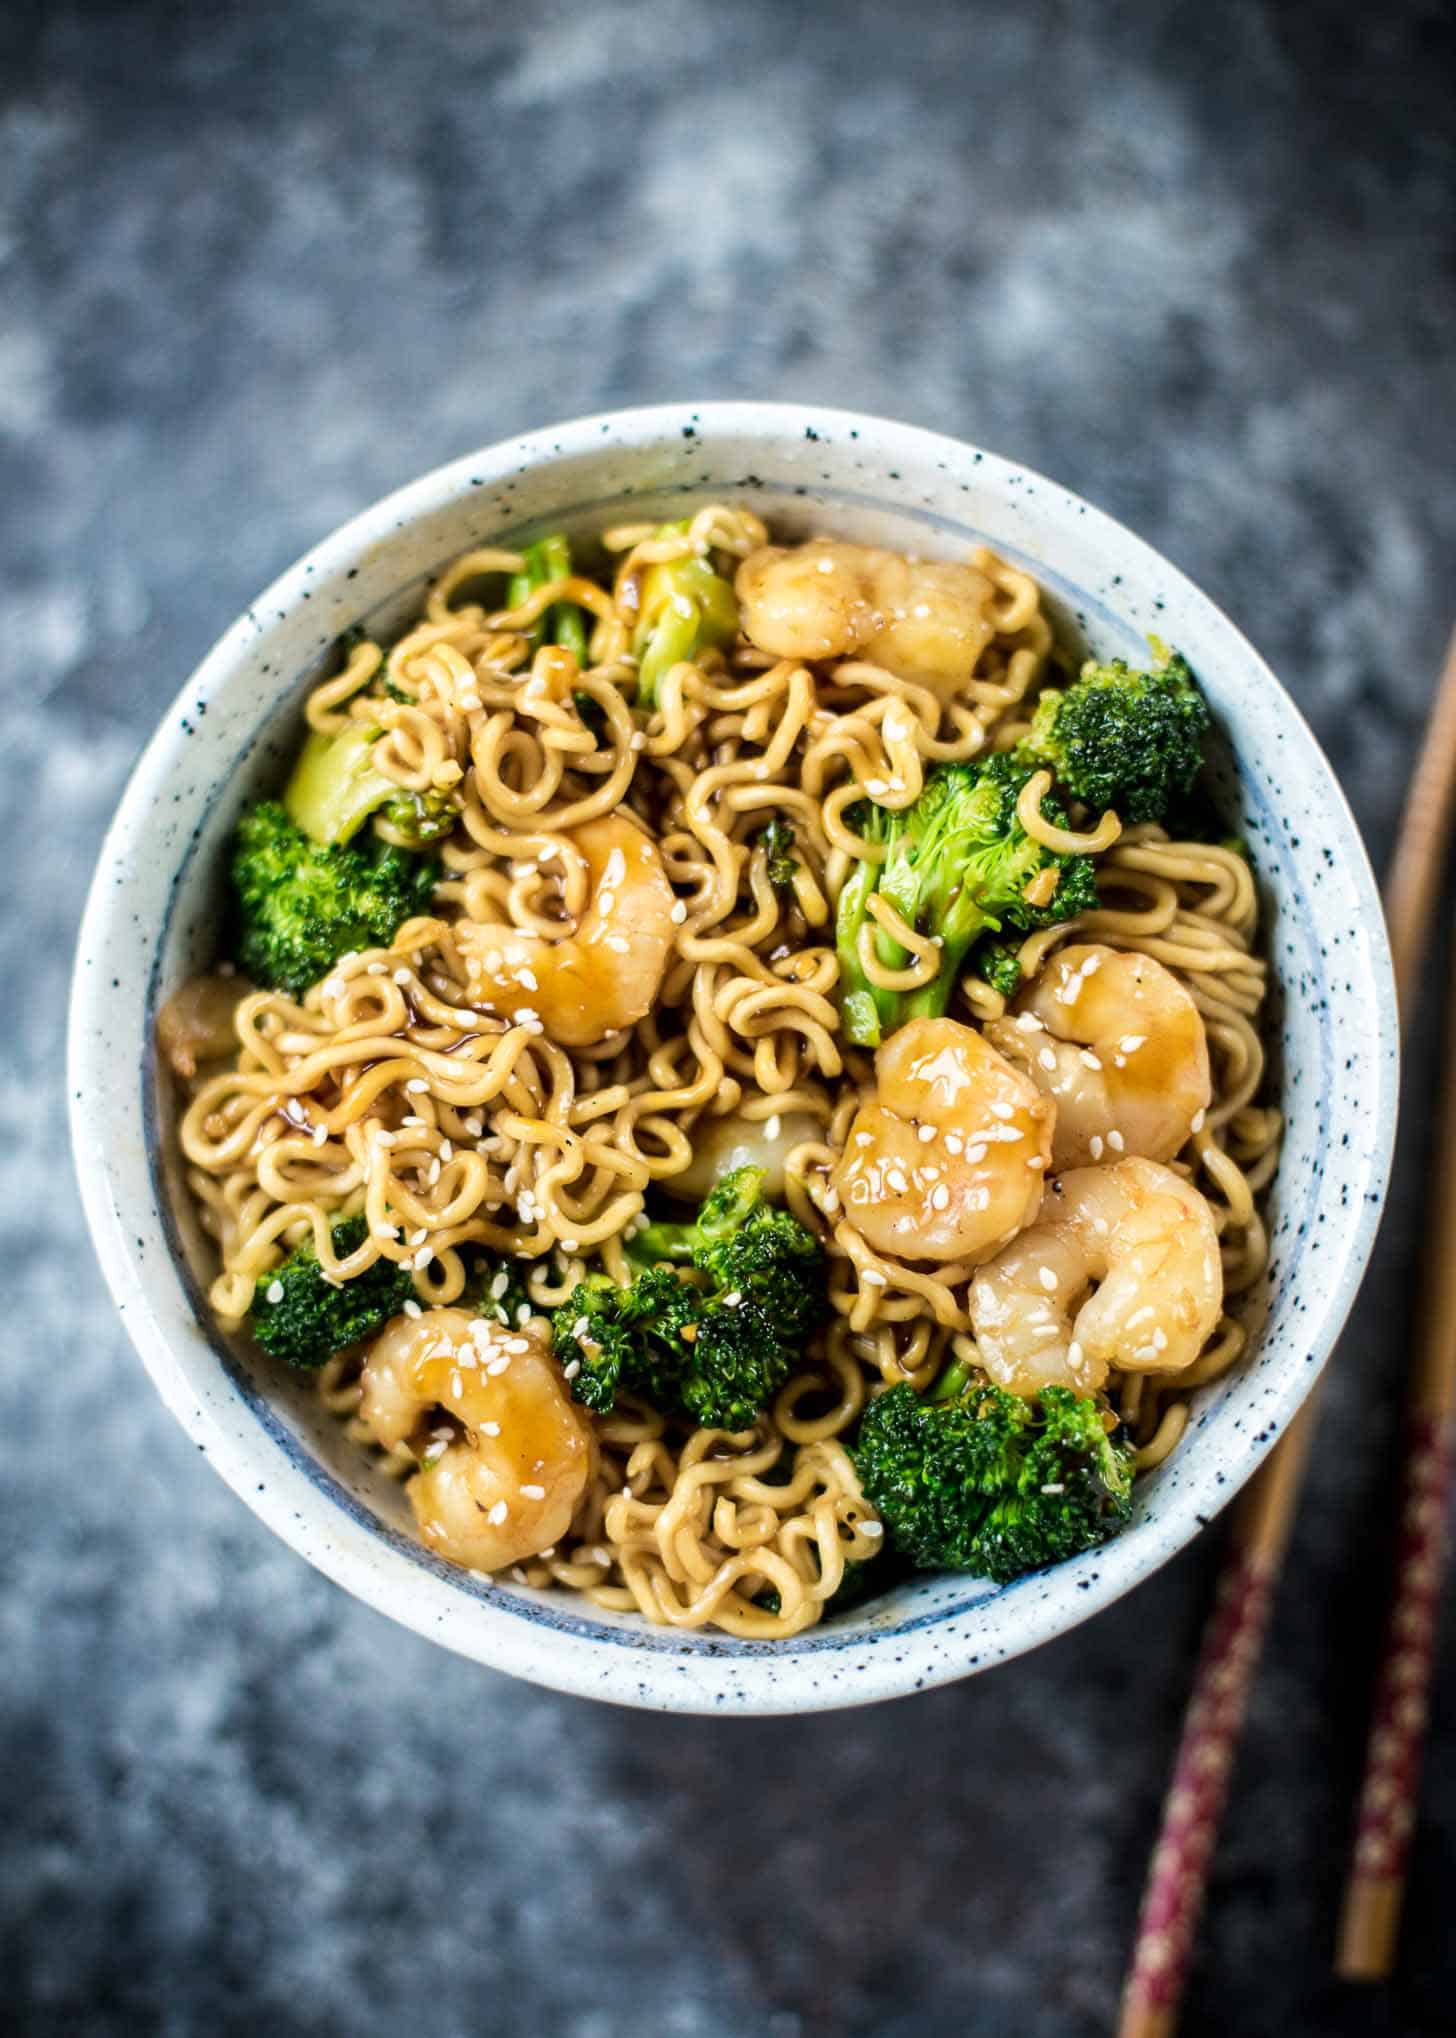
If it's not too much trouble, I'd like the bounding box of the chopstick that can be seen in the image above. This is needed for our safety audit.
[1117,623,1456,2038]
[1335,866,1456,1974]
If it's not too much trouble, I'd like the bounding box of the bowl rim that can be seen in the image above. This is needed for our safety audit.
[68,400,1399,1712]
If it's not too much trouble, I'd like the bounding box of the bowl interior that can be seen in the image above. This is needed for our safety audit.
[72,405,1396,1710]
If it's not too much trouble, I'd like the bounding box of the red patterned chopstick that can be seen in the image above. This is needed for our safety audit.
[1116,1410,1309,2038]
[1119,625,1456,2037]
[1335,947,1456,1977]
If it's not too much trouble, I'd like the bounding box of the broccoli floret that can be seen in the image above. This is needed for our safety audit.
[230,802,439,996]
[552,1169,828,1429]
[551,1265,694,1415]
[967,935,1028,999]
[834,753,1096,1047]
[474,1255,541,1329]
[249,1212,415,1370]
[377,787,459,847]
[1020,644,1209,825]
[853,1377,1135,1584]
[757,817,799,892]
[631,523,739,708]
[283,723,461,850]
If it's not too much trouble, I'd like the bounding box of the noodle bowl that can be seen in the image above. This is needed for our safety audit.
[166,502,1280,1640]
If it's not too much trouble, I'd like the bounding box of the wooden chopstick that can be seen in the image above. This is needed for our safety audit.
[1335,864,1456,1976]
[1118,623,1456,2038]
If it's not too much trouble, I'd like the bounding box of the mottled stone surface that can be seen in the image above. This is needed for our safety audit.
[3,2,1454,2032]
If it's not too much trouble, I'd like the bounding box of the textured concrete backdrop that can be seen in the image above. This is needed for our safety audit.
[3,2,1455,2033]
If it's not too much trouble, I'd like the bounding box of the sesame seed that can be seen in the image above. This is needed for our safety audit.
[989,1101,1014,1120]
[930,1184,949,1211]
[403,1299,422,1319]
[1107,1128,1125,1152]
[1068,1340,1084,1370]
[861,1268,887,1287]
[965,1143,987,1163]
[670,899,687,924]
[1038,1047,1057,1071]
[1040,1483,1066,1496]
[764,1114,782,1140]
[487,1500,509,1525]
[393,968,411,985]
[860,1521,885,1540]
[1152,1328,1168,1351]
[486,1355,511,1375]
[1038,1267,1057,1292]
[515,1303,531,1326]
[1120,1035,1146,1053]
[560,1238,579,1253]
[482,1420,501,1436]
[917,1122,937,1143]
[413,1246,434,1269]
[722,1290,743,1308]
[265,1281,284,1305]
[1090,1134,1104,1160]
[450,1371,463,1399]
[521,1484,546,1500]
[1191,1108,1206,1132]
[406,1078,429,1094]
[563,1359,581,1381]
[1015,1013,1044,1033]
[1080,1050,1102,1070]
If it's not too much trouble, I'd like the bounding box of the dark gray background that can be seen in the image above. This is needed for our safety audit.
[3,2,1454,2032]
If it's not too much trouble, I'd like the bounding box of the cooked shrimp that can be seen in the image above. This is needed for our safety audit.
[832,1017,1055,1264]
[968,1157,1222,1396]
[671,1107,823,1202]
[360,1307,592,1571]
[736,541,996,690]
[457,814,676,1046]
[156,972,243,1078]
[986,944,1212,1172]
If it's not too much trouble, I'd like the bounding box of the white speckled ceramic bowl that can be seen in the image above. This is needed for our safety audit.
[69,404,1397,1712]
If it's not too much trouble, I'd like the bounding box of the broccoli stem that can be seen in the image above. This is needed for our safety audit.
[283,725,396,847]
[540,532,590,662]
[508,534,591,662]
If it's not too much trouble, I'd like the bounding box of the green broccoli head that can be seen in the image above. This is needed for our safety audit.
[377,787,459,846]
[631,524,739,707]
[282,722,460,851]
[474,1255,541,1329]
[834,753,1096,1047]
[1021,645,1209,825]
[230,802,439,997]
[852,1378,1135,1584]
[552,1170,829,1429]
[757,818,799,892]
[249,1212,416,1370]
[551,1265,697,1416]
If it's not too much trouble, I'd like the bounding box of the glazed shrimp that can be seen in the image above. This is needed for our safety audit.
[457,814,676,1046]
[831,1017,1055,1264]
[986,944,1212,1172]
[360,1307,592,1571]
[736,541,997,690]
[968,1157,1222,1396]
